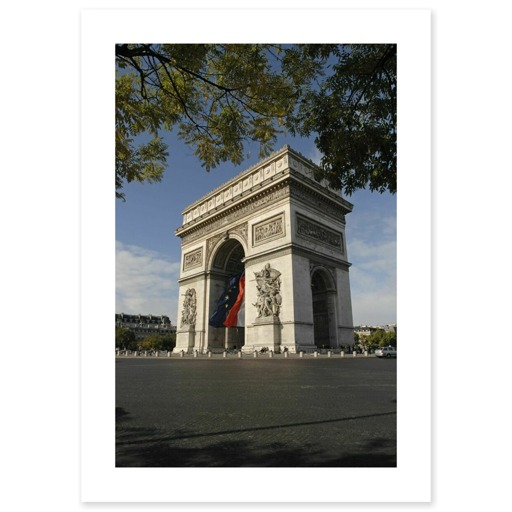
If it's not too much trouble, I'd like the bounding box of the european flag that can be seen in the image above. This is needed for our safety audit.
[208,272,244,328]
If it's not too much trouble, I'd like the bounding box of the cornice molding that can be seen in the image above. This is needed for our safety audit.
[177,180,291,243]
[178,145,353,231]
[243,242,351,270]
[177,180,352,247]
[181,145,292,215]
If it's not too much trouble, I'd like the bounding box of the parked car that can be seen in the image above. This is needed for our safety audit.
[374,346,397,358]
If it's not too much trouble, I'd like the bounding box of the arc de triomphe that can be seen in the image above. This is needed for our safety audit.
[174,145,354,354]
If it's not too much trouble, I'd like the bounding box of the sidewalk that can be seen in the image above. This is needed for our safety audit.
[115,350,376,359]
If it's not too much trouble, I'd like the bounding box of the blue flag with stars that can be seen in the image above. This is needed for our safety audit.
[208,272,244,328]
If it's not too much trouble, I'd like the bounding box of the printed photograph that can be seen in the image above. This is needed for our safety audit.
[114,43,397,468]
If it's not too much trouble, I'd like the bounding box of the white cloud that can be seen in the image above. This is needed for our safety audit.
[116,241,181,324]
[116,205,397,328]
[349,239,396,274]
[350,262,397,326]
[347,218,397,326]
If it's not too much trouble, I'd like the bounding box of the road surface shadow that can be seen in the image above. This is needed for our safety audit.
[116,409,396,467]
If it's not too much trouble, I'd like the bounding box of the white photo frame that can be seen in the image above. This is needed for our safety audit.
[81,8,431,503]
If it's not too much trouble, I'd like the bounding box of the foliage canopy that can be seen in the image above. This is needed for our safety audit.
[138,333,176,351]
[115,326,136,350]
[115,44,396,199]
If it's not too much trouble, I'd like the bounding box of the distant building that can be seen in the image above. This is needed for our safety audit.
[115,313,176,341]
[354,324,397,339]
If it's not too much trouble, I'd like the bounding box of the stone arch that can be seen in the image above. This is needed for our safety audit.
[174,145,354,355]
[310,265,337,292]
[207,237,246,351]
[311,266,338,349]
[210,237,245,274]
[207,231,248,273]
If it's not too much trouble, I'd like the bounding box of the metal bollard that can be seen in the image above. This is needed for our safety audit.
[254,351,257,358]
[238,351,242,358]
[300,351,304,358]
[223,351,227,358]
[155,351,159,357]
[167,351,171,357]
[364,350,368,357]
[284,351,289,358]
[180,350,184,358]
[207,351,212,358]
[353,351,357,357]
[269,350,273,358]
[328,351,332,358]
[144,351,148,357]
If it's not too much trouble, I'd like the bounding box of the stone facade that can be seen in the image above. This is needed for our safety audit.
[174,145,354,353]
[115,313,176,341]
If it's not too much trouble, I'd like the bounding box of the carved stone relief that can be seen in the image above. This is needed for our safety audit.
[180,184,290,245]
[230,223,248,246]
[206,232,225,259]
[183,247,203,271]
[297,214,344,252]
[233,181,243,197]
[180,288,197,327]
[253,263,282,318]
[252,212,285,246]
[206,222,248,264]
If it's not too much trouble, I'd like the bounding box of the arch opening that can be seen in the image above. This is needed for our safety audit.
[311,268,337,349]
[211,238,245,275]
[208,238,245,351]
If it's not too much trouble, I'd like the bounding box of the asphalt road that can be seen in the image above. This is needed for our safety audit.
[116,356,396,467]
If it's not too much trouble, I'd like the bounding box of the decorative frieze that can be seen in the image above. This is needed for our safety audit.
[263,163,276,180]
[206,222,248,264]
[181,153,289,227]
[179,184,290,245]
[233,181,243,197]
[207,232,225,259]
[180,145,349,229]
[243,175,253,191]
[290,185,347,223]
[183,247,203,271]
[252,212,285,247]
[230,223,248,246]
[296,214,344,252]
[253,169,263,186]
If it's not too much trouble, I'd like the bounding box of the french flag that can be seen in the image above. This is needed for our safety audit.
[223,272,245,328]
[208,272,245,328]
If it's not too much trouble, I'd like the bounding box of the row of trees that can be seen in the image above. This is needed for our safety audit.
[355,329,397,351]
[116,326,396,352]
[116,44,396,200]
[115,327,176,352]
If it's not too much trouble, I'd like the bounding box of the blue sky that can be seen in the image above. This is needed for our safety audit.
[116,133,396,327]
